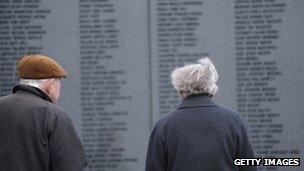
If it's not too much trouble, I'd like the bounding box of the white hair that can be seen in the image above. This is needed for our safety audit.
[171,57,219,99]
[19,79,50,89]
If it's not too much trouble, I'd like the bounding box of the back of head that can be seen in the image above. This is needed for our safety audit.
[171,57,219,99]
[18,54,68,103]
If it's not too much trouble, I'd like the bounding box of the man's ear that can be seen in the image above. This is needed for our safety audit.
[42,79,54,94]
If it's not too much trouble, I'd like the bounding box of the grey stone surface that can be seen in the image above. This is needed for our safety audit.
[0,0,303,170]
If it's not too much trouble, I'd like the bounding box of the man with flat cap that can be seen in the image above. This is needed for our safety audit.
[0,54,88,171]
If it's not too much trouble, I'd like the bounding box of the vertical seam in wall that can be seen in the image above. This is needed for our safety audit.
[147,0,153,130]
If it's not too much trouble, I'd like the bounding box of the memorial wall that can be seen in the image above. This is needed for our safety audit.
[0,0,303,170]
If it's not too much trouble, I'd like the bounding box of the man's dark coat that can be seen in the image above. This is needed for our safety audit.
[146,95,256,171]
[0,85,87,171]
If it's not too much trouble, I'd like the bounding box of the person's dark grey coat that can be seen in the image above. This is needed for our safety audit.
[146,95,256,171]
[0,85,88,171]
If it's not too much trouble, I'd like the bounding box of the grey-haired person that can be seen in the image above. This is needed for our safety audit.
[146,57,256,171]
[0,54,88,171]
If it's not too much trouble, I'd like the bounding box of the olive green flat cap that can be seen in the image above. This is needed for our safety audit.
[18,54,68,79]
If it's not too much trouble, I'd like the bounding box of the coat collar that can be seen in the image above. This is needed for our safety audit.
[12,84,53,103]
[177,94,217,109]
